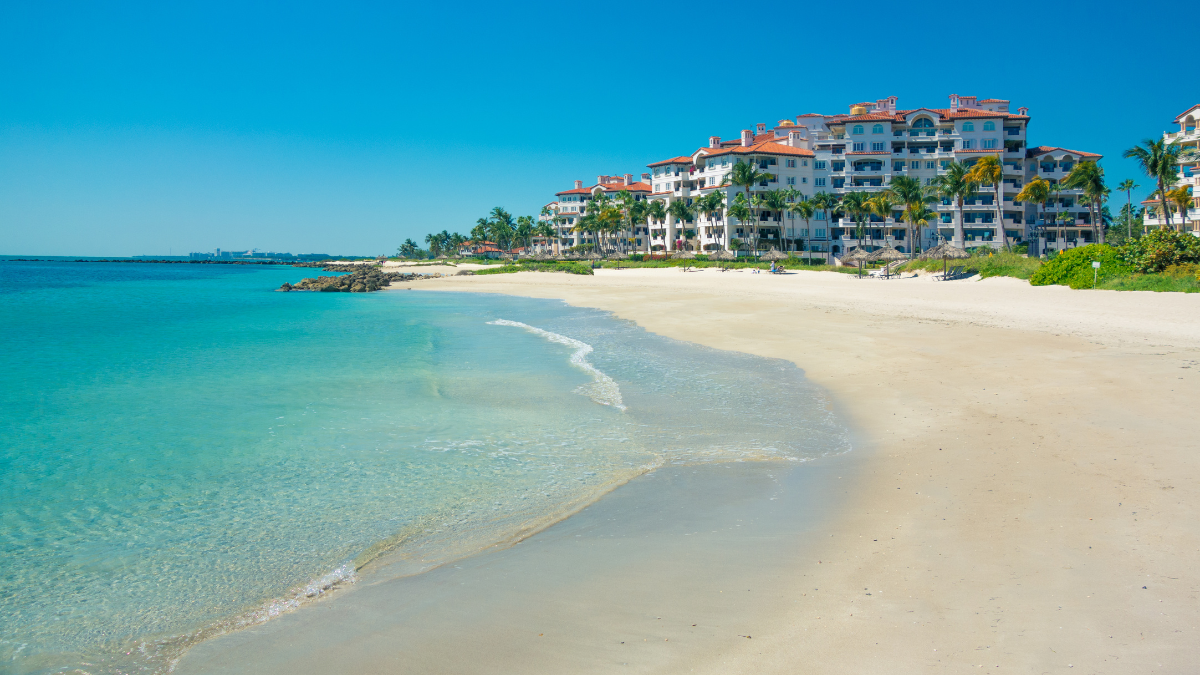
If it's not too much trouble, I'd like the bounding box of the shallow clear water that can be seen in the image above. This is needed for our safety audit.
[0,262,849,674]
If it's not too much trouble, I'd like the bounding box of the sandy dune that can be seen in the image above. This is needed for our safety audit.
[394,267,1200,673]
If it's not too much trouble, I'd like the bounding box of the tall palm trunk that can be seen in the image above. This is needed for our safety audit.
[1125,190,1133,240]
[994,182,1008,251]
[953,197,965,248]
[1158,177,1173,230]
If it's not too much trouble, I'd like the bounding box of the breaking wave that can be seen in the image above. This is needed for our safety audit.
[488,319,626,410]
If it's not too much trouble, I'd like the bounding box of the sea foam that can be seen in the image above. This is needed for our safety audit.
[489,319,626,410]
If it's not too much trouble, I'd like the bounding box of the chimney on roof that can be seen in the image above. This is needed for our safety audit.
[574,180,583,190]
[641,172,650,182]
[623,174,632,186]
[1018,106,1028,116]
[949,94,959,111]
[709,136,721,148]
[788,130,803,147]
[597,175,605,185]
[741,129,753,147]
[756,123,766,135]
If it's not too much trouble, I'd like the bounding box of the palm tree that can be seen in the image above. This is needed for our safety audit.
[887,175,929,257]
[763,189,790,251]
[1047,181,1064,250]
[841,191,871,253]
[788,198,816,258]
[1124,139,1181,231]
[471,218,490,245]
[646,200,667,252]
[1063,160,1108,244]
[532,222,554,255]
[582,192,611,251]
[694,191,726,251]
[902,202,938,252]
[809,191,839,254]
[398,238,419,258]
[1015,177,1051,255]
[1116,179,1140,240]
[727,193,754,256]
[667,199,696,251]
[1166,186,1194,231]
[965,155,1008,251]
[928,162,977,248]
[866,192,897,251]
[721,161,773,254]
[750,193,768,256]
[515,216,535,253]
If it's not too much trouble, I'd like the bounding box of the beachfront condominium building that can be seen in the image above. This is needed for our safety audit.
[542,174,652,252]
[1141,104,1200,233]
[637,94,1102,257]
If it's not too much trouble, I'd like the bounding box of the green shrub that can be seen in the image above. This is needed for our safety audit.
[1028,244,1131,289]
[902,249,1043,280]
[471,262,593,276]
[1120,229,1200,273]
[1097,272,1200,293]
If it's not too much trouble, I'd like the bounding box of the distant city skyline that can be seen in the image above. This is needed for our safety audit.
[0,0,1190,256]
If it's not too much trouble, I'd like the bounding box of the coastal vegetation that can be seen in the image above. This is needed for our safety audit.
[902,249,1043,280]
[468,261,594,275]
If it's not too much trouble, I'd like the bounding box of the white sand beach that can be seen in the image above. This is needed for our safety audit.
[181,267,1200,674]
[404,268,1200,673]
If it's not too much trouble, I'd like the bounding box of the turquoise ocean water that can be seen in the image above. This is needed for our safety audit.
[0,262,849,674]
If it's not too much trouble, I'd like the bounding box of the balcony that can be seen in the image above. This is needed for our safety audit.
[1165,129,1200,143]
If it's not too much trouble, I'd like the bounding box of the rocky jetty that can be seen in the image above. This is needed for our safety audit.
[279,266,438,292]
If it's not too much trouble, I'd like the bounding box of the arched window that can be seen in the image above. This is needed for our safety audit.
[963,122,975,132]
[912,117,934,128]
[872,124,883,134]
[1187,116,1196,132]
[852,125,864,134]
[983,121,996,131]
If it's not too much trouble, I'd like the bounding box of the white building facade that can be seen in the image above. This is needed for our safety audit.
[1142,104,1199,233]
[636,94,1103,257]
[545,174,652,251]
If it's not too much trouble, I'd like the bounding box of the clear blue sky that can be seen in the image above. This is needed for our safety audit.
[0,0,1189,256]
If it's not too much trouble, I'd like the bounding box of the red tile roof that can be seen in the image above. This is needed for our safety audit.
[702,140,816,158]
[797,113,826,118]
[978,99,1010,103]
[1026,146,1103,159]
[1174,104,1200,122]
[957,148,1004,153]
[596,181,652,193]
[647,155,694,167]
[555,187,593,195]
[829,107,1029,123]
[836,112,897,122]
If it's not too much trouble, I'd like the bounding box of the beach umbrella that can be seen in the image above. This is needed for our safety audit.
[671,250,697,259]
[840,247,874,278]
[918,241,971,278]
[869,245,907,279]
[761,249,788,261]
[709,249,735,269]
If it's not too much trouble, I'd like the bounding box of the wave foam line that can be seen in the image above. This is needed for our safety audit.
[489,319,625,410]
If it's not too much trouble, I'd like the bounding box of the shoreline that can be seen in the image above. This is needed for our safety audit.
[178,456,863,674]
[179,267,1200,673]
[396,268,1200,672]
